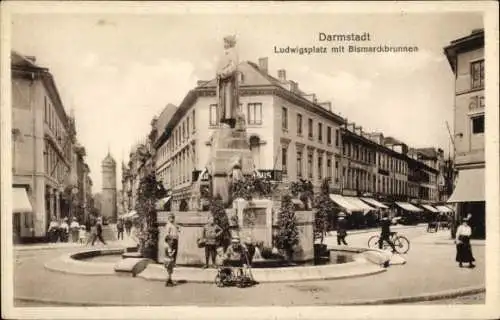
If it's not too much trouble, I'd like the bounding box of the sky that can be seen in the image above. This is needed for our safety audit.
[10,11,483,193]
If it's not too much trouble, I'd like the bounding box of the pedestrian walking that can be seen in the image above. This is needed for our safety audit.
[125,219,132,237]
[378,213,397,253]
[69,217,80,243]
[47,217,59,243]
[336,212,348,245]
[455,216,475,268]
[164,213,179,263]
[91,217,107,245]
[116,218,124,240]
[164,237,177,287]
[202,215,223,269]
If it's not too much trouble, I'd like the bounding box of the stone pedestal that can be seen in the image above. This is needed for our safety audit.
[157,211,211,266]
[210,126,253,204]
[235,199,273,247]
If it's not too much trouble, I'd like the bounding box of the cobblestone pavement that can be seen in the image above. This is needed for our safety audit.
[12,227,485,306]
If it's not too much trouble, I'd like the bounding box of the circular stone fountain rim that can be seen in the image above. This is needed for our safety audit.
[44,246,391,282]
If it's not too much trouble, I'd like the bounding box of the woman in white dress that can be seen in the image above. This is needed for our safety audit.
[455,217,475,268]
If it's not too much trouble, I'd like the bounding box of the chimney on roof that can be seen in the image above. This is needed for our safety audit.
[25,56,36,63]
[302,93,316,103]
[289,80,298,92]
[318,102,332,112]
[258,57,268,73]
[277,69,286,81]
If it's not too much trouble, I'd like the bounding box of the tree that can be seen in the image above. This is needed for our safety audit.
[210,194,231,251]
[275,194,299,262]
[135,172,167,261]
[313,179,334,244]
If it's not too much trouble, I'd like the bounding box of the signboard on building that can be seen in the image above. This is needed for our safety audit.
[256,170,283,182]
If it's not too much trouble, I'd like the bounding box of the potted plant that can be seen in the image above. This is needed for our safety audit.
[275,194,299,262]
[135,173,167,261]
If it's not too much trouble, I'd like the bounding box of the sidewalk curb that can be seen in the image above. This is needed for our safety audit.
[335,286,486,305]
[14,286,485,307]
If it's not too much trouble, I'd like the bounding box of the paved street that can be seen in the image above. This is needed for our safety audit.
[12,227,485,306]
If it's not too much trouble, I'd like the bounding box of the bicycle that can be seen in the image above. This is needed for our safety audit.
[367,231,410,254]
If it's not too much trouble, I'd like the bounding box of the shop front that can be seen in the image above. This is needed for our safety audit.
[447,168,485,239]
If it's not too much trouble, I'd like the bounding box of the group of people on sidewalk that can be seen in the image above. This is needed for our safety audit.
[47,216,107,246]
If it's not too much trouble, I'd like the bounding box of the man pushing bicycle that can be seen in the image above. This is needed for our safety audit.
[379,213,397,253]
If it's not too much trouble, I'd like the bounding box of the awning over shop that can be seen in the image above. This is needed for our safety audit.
[395,202,423,213]
[360,197,388,209]
[435,205,454,214]
[421,204,440,213]
[329,194,361,212]
[155,196,171,210]
[13,187,32,213]
[344,197,375,212]
[447,168,484,203]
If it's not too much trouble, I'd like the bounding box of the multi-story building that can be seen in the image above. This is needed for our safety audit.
[153,58,345,211]
[11,51,76,241]
[340,124,378,197]
[121,136,153,213]
[444,28,485,238]
[152,103,178,190]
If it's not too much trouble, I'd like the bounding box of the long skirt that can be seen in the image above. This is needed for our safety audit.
[456,237,475,263]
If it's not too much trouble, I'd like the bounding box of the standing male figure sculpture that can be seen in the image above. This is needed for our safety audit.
[217,35,239,129]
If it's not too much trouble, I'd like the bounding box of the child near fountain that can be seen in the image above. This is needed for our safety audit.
[164,238,177,287]
[78,225,87,245]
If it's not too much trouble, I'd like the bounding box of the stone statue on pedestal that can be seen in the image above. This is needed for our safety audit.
[217,35,239,129]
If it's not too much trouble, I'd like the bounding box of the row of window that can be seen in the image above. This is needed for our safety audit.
[162,110,196,161]
[43,96,68,149]
[169,146,194,187]
[378,153,407,175]
[288,149,339,181]
[377,176,407,196]
[343,142,377,165]
[342,167,376,193]
[289,110,340,146]
[209,103,263,126]
[43,142,68,183]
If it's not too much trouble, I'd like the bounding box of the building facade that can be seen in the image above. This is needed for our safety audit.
[153,58,345,211]
[11,51,81,240]
[101,153,117,222]
[444,28,485,238]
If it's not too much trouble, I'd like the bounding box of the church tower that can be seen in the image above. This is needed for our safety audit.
[101,151,117,222]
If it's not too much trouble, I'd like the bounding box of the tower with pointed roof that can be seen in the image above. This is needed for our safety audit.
[101,151,117,222]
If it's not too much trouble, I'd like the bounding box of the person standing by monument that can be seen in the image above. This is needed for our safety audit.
[202,216,223,269]
[164,213,180,264]
[216,35,239,129]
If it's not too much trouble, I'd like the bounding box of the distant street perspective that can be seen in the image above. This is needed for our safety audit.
[7,9,490,312]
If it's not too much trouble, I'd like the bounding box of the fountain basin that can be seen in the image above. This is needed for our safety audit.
[45,246,391,283]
